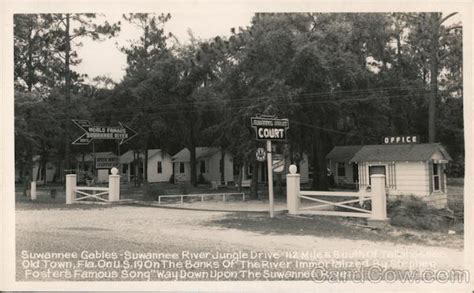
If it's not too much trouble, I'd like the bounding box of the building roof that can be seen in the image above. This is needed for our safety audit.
[326,145,363,162]
[349,143,452,162]
[75,152,116,162]
[119,149,163,164]
[172,147,220,162]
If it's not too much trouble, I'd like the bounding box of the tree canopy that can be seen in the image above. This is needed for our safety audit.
[14,12,464,188]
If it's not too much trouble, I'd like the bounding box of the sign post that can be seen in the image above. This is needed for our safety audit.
[266,140,274,218]
[251,115,289,218]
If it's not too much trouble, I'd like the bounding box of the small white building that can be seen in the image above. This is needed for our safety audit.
[327,143,452,208]
[326,146,363,186]
[31,155,58,184]
[172,147,234,184]
[119,149,173,183]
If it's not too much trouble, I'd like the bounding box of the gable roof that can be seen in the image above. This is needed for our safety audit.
[119,149,164,164]
[75,152,116,162]
[172,147,221,162]
[326,145,363,162]
[349,143,452,162]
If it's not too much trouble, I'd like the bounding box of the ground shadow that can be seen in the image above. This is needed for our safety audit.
[203,212,460,248]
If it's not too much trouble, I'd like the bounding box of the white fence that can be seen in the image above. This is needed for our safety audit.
[66,168,120,204]
[286,165,388,224]
[158,192,245,204]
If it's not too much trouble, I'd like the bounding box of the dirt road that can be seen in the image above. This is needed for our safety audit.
[16,203,465,282]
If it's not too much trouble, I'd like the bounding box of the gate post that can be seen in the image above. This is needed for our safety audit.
[30,181,36,201]
[109,167,120,202]
[286,165,300,215]
[368,174,389,227]
[66,174,77,204]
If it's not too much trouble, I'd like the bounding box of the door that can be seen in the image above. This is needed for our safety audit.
[368,165,386,186]
[352,163,359,183]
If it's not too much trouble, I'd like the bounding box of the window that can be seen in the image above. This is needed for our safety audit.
[337,162,346,177]
[433,163,440,191]
[200,160,206,174]
[179,162,185,173]
[157,161,162,174]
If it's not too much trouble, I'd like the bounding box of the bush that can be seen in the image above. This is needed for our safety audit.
[144,183,167,201]
[388,196,450,231]
[179,183,189,195]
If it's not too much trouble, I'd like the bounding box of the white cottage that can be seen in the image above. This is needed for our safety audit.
[172,147,234,184]
[31,155,58,183]
[119,149,173,183]
[326,146,363,186]
[335,143,452,208]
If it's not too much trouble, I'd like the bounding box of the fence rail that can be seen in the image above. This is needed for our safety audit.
[66,173,120,204]
[287,167,388,224]
[158,192,245,205]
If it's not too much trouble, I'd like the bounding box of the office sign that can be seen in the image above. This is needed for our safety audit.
[72,120,137,145]
[383,135,420,145]
[251,116,289,141]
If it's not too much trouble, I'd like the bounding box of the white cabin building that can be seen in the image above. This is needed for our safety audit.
[327,143,452,208]
[172,147,234,184]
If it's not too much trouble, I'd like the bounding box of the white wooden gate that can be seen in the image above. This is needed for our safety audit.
[66,169,120,204]
[286,165,388,223]
[298,190,372,218]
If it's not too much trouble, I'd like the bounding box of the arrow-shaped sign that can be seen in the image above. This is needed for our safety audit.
[118,122,138,145]
[72,120,138,145]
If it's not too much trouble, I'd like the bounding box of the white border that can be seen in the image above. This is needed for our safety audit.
[1,0,472,291]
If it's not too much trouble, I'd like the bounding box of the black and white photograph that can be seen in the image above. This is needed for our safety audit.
[0,0,473,291]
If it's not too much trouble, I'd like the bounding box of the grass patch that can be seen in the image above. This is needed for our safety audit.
[388,196,462,233]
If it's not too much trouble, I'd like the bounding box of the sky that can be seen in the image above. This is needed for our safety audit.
[74,10,461,84]
[75,11,255,83]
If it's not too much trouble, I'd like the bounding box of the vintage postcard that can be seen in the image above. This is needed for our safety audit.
[0,0,472,291]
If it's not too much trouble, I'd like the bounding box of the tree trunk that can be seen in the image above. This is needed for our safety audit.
[250,160,259,199]
[428,13,439,143]
[311,130,329,190]
[144,137,149,183]
[190,146,197,187]
[220,149,225,184]
[64,13,71,170]
[236,162,242,192]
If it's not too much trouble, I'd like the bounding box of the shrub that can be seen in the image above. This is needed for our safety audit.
[388,196,450,231]
[179,183,189,195]
[144,184,167,201]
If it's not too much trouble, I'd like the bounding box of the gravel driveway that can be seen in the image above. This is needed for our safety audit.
[16,203,465,282]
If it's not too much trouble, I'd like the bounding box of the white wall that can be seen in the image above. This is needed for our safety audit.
[358,161,434,197]
[205,152,233,183]
[32,162,57,183]
[329,160,354,185]
[174,162,191,182]
[147,152,173,183]
[393,161,429,197]
[174,151,234,184]
[97,169,109,183]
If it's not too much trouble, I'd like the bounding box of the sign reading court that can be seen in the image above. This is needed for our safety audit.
[251,116,289,141]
